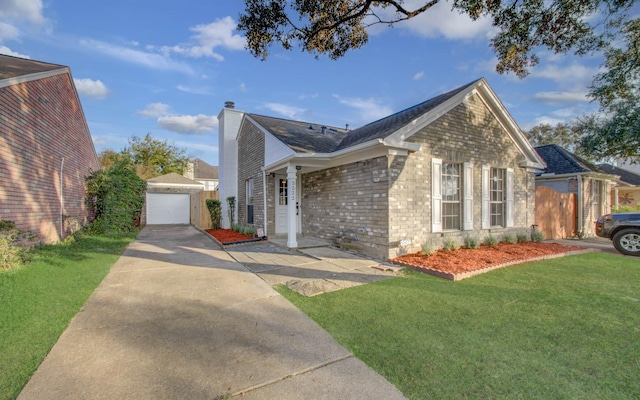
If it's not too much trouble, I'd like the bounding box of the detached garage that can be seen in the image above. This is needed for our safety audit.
[145,173,204,225]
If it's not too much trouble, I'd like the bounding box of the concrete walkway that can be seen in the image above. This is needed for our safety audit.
[18,225,406,400]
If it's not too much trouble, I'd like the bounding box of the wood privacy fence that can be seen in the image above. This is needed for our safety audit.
[190,191,219,229]
[535,186,576,240]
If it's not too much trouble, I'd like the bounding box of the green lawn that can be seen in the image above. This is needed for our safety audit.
[278,252,640,399]
[0,233,137,400]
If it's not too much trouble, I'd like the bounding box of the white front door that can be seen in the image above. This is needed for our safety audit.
[275,174,301,234]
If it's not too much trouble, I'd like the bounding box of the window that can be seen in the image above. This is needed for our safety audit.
[490,168,505,227]
[432,158,473,233]
[246,178,254,224]
[442,163,461,230]
[591,180,601,218]
[279,178,287,206]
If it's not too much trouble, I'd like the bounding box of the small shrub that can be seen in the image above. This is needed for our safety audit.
[483,234,499,246]
[245,226,255,237]
[205,199,222,229]
[443,237,460,251]
[532,229,545,243]
[516,232,529,243]
[0,221,28,271]
[502,234,517,244]
[464,234,480,249]
[226,196,236,226]
[421,241,437,256]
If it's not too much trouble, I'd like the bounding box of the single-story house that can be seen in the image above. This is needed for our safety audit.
[534,144,618,237]
[145,173,204,225]
[218,78,546,260]
[598,163,640,209]
[0,54,99,242]
[184,158,219,191]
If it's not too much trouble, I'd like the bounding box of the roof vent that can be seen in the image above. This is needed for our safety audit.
[308,124,313,130]
[321,126,326,134]
[224,101,235,109]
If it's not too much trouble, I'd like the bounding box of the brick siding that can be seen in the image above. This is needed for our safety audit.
[0,72,99,242]
[237,122,265,230]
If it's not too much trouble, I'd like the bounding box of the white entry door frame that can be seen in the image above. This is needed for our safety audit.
[274,172,301,236]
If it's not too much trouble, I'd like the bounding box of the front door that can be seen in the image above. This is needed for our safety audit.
[275,174,301,234]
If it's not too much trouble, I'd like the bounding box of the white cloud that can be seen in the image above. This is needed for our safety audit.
[0,22,18,41]
[531,63,599,83]
[137,103,171,118]
[0,45,29,58]
[531,91,589,105]
[374,0,494,40]
[74,78,110,99]
[81,39,194,74]
[157,114,218,135]
[0,0,44,24]
[413,71,424,80]
[264,103,307,120]
[177,85,212,95]
[333,95,393,123]
[161,16,245,61]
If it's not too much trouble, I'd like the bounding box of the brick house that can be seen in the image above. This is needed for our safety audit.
[0,54,99,243]
[219,78,546,260]
[535,144,618,237]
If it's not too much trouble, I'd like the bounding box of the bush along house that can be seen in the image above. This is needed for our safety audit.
[218,78,546,260]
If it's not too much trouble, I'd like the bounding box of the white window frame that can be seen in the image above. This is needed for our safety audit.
[482,166,514,229]
[433,159,474,232]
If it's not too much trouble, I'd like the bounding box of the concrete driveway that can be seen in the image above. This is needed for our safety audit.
[18,225,405,400]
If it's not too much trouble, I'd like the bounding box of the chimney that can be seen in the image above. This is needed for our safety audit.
[224,101,235,109]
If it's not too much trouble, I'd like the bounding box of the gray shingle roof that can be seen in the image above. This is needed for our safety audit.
[247,114,349,153]
[535,144,606,175]
[192,158,218,179]
[0,54,66,81]
[334,79,480,151]
[598,164,640,185]
[147,172,202,185]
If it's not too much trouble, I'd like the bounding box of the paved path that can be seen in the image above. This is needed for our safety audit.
[18,225,406,400]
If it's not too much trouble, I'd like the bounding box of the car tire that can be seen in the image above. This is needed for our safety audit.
[612,228,640,256]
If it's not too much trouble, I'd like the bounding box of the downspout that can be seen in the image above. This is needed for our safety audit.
[577,175,583,234]
[60,157,65,239]
[262,168,268,238]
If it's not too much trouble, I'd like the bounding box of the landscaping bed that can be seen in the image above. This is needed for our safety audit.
[393,241,588,280]
[204,228,264,248]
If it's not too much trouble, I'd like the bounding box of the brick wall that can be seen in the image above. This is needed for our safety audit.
[387,93,536,257]
[302,156,390,259]
[237,122,265,230]
[0,72,99,243]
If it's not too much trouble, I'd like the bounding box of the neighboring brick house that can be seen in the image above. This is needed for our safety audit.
[219,78,546,260]
[0,54,99,243]
[535,144,618,237]
[598,163,640,209]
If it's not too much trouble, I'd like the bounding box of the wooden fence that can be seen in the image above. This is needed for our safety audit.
[190,191,219,229]
[535,186,576,240]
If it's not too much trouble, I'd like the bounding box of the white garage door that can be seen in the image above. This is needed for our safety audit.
[146,193,190,225]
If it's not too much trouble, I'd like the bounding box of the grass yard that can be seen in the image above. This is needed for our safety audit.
[278,252,640,399]
[0,233,137,400]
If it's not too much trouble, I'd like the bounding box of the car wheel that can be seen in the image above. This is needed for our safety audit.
[612,228,640,256]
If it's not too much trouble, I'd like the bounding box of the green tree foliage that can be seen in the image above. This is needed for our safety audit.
[526,123,583,151]
[205,199,222,229]
[238,0,634,77]
[85,160,146,235]
[121,133,190,179]
[97,149,125,170]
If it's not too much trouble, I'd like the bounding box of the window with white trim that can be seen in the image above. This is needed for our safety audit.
[490,168,505,227]
[246,178,254,224]
[442,163,461,230]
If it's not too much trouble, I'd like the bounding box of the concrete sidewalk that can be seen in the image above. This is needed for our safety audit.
[18,225,405,400]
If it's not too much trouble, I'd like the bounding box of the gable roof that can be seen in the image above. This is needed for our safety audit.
[535,144,606,175]
[598,163,640,186]
[247,114,348,153]
[192,158,218,179]
[0,54,67,86]
[147,172,202,185]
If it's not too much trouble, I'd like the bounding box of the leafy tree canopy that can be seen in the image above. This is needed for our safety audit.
[238,0,635,77]
[98,134,191,179]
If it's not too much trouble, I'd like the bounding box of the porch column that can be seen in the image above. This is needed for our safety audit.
[286,164,298,248]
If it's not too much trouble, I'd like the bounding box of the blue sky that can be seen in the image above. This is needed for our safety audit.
[1,0,607,166]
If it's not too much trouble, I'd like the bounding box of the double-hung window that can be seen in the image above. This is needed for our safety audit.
[481,165,514,229]
[490,168,505,227]
[442,163,461,230]
[432,158,473,233]
[246,178,254,224]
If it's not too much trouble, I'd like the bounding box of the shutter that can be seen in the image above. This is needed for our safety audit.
[463,162,473,230]
[506,168,514,227]
[482,165,490,229]
[432,158,442,233]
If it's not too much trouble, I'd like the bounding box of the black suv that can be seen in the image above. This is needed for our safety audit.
[595,212,640,256]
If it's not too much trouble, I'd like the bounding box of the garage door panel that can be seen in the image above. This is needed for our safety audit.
[146,193,190,225]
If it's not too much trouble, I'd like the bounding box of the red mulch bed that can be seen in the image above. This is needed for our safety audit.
[393,242,585,276]
[205,229,256,244]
